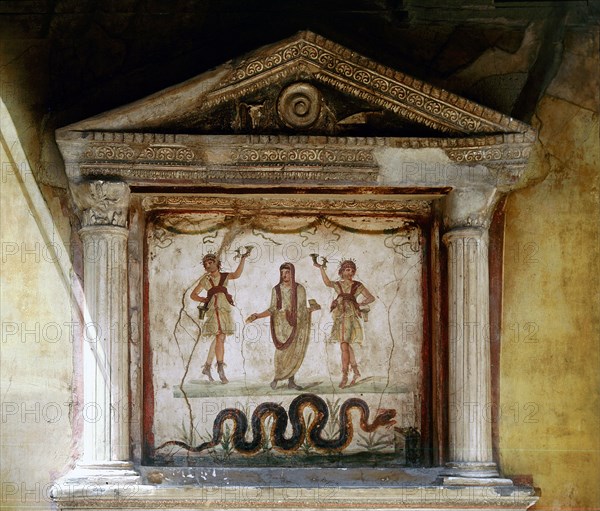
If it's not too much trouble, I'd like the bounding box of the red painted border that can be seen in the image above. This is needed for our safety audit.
[437,204,450,465]
[142,213,155,462]
[140,207,435,464]
[429,212,446,465]
[420,220,433,466]
[489,197,506,466]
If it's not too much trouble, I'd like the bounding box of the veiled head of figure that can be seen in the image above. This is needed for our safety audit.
[279,262,295,284]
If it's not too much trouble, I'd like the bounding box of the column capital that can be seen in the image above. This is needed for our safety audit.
[71,180,130,228]
[442,226,487,246]
[442,186,501,231]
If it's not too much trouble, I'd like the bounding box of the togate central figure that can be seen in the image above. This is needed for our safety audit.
[247,262,319,390]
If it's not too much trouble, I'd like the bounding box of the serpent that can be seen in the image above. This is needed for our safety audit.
[155,393,396,455]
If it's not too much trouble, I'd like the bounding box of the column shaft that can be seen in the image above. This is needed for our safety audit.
[444,227,496,476]
[80,226,130,462]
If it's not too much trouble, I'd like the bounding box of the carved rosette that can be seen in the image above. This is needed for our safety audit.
[71,181,131,228]
[277,82,322,129]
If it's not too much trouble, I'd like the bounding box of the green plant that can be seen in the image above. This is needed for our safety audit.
[323,397,341,440]
[175,417,196,446]
[300,410,314,455]
[356,430,394,452]
[260,415,274,457]
[220,423,234,459]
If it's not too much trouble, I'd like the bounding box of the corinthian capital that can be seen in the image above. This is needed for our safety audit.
[442,186,502,231]
[71,180,130,228]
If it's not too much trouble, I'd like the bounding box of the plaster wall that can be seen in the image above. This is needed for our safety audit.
[0,124,74,509]
[500,27,600,509]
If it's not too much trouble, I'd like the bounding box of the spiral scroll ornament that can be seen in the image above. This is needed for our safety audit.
[277,82,322,129]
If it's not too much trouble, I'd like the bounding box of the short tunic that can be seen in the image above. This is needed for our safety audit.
[196,272,235,337]
[328,280,366,345]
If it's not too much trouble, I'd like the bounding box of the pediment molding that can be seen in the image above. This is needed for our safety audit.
[56,32,536,193]
[58,31,535,141]
[202,31,532,137]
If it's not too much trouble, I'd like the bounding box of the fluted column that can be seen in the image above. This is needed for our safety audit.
[70,180,138,478]
[442,187,508,482]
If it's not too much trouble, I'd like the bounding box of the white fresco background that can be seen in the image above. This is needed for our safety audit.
[147,210,424,464]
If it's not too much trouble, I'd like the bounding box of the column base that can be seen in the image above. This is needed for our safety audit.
[50,461,141,503]
[442,475,515,486]
[69,461,140,481]
[441,461,514,485]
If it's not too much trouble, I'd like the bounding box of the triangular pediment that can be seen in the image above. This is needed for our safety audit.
[61,31,532,139]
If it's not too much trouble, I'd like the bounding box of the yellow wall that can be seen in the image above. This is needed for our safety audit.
[0,131,74,508]
[500,29,600,510]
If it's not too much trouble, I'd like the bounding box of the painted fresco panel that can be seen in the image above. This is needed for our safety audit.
[147,210,424,467]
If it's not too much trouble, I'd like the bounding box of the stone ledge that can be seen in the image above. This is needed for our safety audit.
[51,467,538,511]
